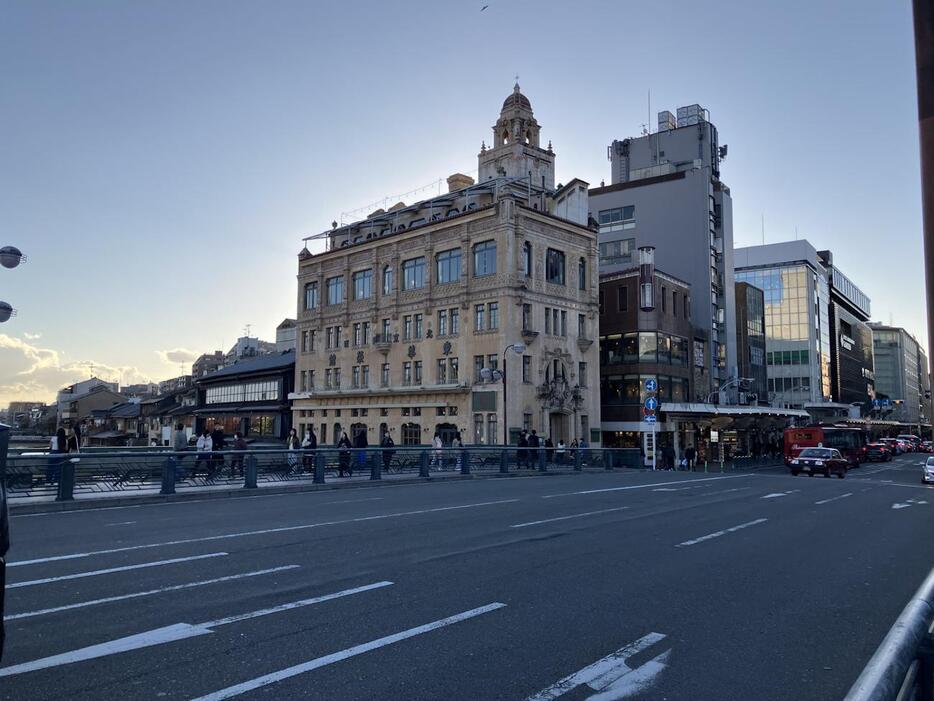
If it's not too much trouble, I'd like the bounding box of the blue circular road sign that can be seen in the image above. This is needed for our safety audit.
[644,397,658,410]
[644,378,658,392]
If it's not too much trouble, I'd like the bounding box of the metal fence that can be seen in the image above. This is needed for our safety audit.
[2,447,647,502]
[845,567,934,701]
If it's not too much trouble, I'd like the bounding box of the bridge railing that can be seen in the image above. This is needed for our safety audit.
[2,446,645,501]
[845,567,934,701]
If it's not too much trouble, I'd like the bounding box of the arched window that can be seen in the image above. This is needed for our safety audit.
[382,266,393,295]
[578,257,586,290]
[521,241,532,277]
[473,240,497,277]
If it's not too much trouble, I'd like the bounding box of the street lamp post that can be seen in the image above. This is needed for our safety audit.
[705,377,753,405]
[480,342,526,446]
[0,245,26,323]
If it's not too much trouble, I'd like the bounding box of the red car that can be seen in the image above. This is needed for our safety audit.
[789,447,848,478]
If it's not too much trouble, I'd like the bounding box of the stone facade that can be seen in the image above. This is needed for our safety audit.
[290,87,600,447]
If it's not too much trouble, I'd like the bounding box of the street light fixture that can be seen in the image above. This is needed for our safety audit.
[480,342,526,445]
[0,246,24,323]
[706,377,753,405]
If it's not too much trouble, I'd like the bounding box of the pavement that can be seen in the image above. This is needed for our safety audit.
[2,452,933,700]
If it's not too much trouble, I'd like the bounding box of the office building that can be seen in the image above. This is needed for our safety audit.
[589,105,735,400]
[734,240,874,412]
[869,324,929,426]
[290,85,601,447]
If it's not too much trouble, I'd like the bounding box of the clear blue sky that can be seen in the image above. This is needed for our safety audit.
[0,0,924,405]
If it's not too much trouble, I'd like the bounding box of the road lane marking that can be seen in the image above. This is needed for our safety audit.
[9,499,520,567]
[676,518,768,547]
[190,602,507,701]
[3,566,300,622]
[6,553,228,589]
[526,632,669,700]
[542,474,753,499]
[511,506,630,528]
[761,491,797,499]
[893,498,928,510]
[105,521,137,526]
[815,493,853,505]
[0,580,390,674]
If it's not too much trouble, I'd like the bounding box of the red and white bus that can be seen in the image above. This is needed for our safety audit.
[784,425,867,468]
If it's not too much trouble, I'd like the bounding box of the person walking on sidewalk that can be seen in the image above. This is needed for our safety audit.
[301,427,317,473]
[337,431,352,477]
[194,429,213,475]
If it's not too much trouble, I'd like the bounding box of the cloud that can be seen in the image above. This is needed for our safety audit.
[0,334,155,406]
[23,332,41,340]
[155,347,200,365]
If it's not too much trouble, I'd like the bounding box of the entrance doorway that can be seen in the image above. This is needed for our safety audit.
[548,413,569,443]
[350,422,367,445]
[435,422,458,445]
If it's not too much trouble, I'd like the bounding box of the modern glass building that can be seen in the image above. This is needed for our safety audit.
[734,242,837,409]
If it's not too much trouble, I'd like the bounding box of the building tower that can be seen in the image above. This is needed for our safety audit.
[478,83,555,190]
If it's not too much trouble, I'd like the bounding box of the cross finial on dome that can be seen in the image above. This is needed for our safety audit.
[514,74,520,91]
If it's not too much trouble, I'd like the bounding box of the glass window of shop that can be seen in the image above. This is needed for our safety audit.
[639,333,657,363]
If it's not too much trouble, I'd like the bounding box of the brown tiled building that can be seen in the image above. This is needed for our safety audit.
[598,267,693,452]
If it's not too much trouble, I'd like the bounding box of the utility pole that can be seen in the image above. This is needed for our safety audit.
[913,0,934,388]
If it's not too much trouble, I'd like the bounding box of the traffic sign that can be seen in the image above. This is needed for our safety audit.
[644,378,658,392]
[644,397,658,411]
[643,407,655,417]
[644,414,657,424]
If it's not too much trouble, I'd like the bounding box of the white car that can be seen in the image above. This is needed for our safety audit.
[923,457,934,485]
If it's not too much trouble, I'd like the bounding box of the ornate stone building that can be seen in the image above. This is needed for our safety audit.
[290,85,601,447]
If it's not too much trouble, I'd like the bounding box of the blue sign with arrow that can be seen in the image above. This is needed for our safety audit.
[644,397,658,410]
[644,378,658,393]
[644,414,657,424]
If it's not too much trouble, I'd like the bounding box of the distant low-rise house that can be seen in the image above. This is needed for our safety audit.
[58,385,126,430]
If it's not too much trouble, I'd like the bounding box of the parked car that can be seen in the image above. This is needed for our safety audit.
[923,456,934,485]
[898,434,922,451]
[897,439,913,453]
[921,441,933,453]
[880,438,902,455]
[865,443,893,462]
[789,447,848,478]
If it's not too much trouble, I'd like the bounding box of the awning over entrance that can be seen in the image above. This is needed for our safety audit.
[660,403,810,420]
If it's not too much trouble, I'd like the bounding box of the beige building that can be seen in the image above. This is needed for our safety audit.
[290,85,601,447]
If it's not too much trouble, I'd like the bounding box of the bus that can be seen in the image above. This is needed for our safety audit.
[784,425,867,468]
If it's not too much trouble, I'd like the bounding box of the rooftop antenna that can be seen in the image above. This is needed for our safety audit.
[243,323,252,338]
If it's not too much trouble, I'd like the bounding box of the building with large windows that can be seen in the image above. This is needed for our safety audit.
[735,240,874,412]
[290,85,601,447]
[589,105,735,400]
[870,324,929,426]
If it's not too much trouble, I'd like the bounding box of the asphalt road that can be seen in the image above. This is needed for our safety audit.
[2,454,933,700]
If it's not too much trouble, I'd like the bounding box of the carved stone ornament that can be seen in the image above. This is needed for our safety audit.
[356,351,365,364]
[328,354,337,367]
[442,341,452,356]
[407,345,417,358]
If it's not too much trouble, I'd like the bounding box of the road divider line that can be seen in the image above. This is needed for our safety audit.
[542,474,753,499]
[3,566,300,622]
[0,579,390,675]
[815,493,853,505]
[676,518,768,548]
[526,632,668,701]
[190,602,507,701]
[511,506,630,528]
[9,499,520,567]
[6,553,228,589]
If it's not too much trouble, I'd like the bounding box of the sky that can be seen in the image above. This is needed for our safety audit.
[0,0,926,407]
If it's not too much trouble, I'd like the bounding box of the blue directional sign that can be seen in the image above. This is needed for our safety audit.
[644,397,658,411]
[644,378,658,393]
[644,414,657,424]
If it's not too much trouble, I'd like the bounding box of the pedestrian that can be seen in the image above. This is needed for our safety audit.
[517,430,529,469]
[685,444,697,471]
[301,427,317,473]
[231,431,248,476]
[381,432,395,472]
[337,431,352,477]
[663,444,675,471]
[431,430,444,470]
[64,427,80,454]
[210,425,225,476]
[556,439,567,465]
[544,436,554,464]
[528,430,540,468]
[194,429,213,474]
[173,423,189,480]
[46,426,67,484]
[579,437,589,467]
[354,429,368,473]
[452,430,463,472]
[286,428,301,473]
